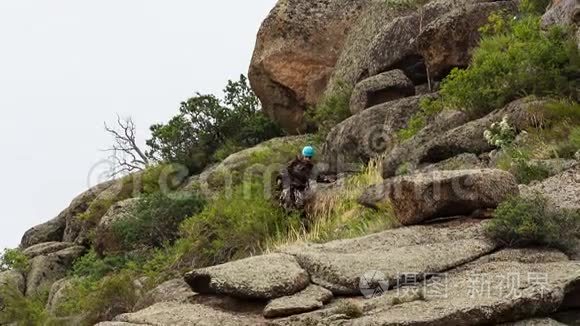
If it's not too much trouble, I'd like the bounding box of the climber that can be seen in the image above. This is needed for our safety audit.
[277,146,316,211]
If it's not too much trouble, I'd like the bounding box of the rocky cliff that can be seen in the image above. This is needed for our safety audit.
[1,0,579,325]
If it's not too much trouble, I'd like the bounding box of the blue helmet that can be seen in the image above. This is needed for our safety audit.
[302,146,315,158]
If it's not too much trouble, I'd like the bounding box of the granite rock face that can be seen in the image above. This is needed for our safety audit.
[184,253,310,300]
[520,164,580,211]
[25,245,85,296]
[349,70,415,115]
[417,2,517,78]
[248,0,371,133]
[281,220,496,295]
[382,98,546,178]
[360,169,519,225]
[324,95,430,173]
[133,278,196,311]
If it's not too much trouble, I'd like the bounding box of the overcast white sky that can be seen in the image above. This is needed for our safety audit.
[0,0,276,251]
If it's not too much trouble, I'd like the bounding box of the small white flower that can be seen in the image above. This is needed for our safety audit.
[484,130,492,141]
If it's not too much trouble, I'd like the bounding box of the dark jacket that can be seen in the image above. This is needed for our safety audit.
[282,156,314,189]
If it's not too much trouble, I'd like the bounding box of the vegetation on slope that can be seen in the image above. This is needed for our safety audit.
[486,194,580,250]
[2,0,579,323]
[398,3,579,140]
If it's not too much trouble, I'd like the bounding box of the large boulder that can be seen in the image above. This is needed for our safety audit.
[0,270,25,294]
[46,278,74,314]
[94,198,139,256]
[133,278,195,311]
[349,70,415,114]
[22,242,74,259]
[328,2,433,93]
[184,253,310,300]
[383,98,546,177]
[327,0,494,95]
[360,169,519,225]
[25,245,85,296]
[417,153,485,174]
[541,0,579,29]
[416,2,517,78]
[248,0,371,133]
[280,220,497,295]
[264,284,333,318]
[60,180,117,245]
[20,216,67,249]
[324,95,430,173]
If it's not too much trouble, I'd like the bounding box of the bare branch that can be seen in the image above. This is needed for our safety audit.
[103,115,150,178]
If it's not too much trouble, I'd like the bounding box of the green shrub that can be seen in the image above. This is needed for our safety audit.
[486,195,580,250]
[397,114,426,141]
[71,250,133,281]
[112,191,205,249]
[398,97,444,141]
[56,272,139,325]
[540,101,580,158]
[429,13,579,116]
[569,127,580,151]
[495,147,551,184]
[0,248,29,273]
[496,100,580,161]
[544,101,580,124]
[180,181,301,267]
[139,238,194,282]
[0,286,55,325]
[512,161,550,185]
[308,81,352,137]
[146,75,283,174]
[141,163,189,195]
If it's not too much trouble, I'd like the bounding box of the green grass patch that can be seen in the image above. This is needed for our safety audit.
[180,180,302,267]
[269,157,397,247]
[307,81,353,138]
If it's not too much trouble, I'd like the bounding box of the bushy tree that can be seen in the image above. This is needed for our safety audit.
[0,249,29,272]
[146,75,283,174]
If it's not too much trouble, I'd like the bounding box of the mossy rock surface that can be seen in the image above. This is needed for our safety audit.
[183,135,318,196]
